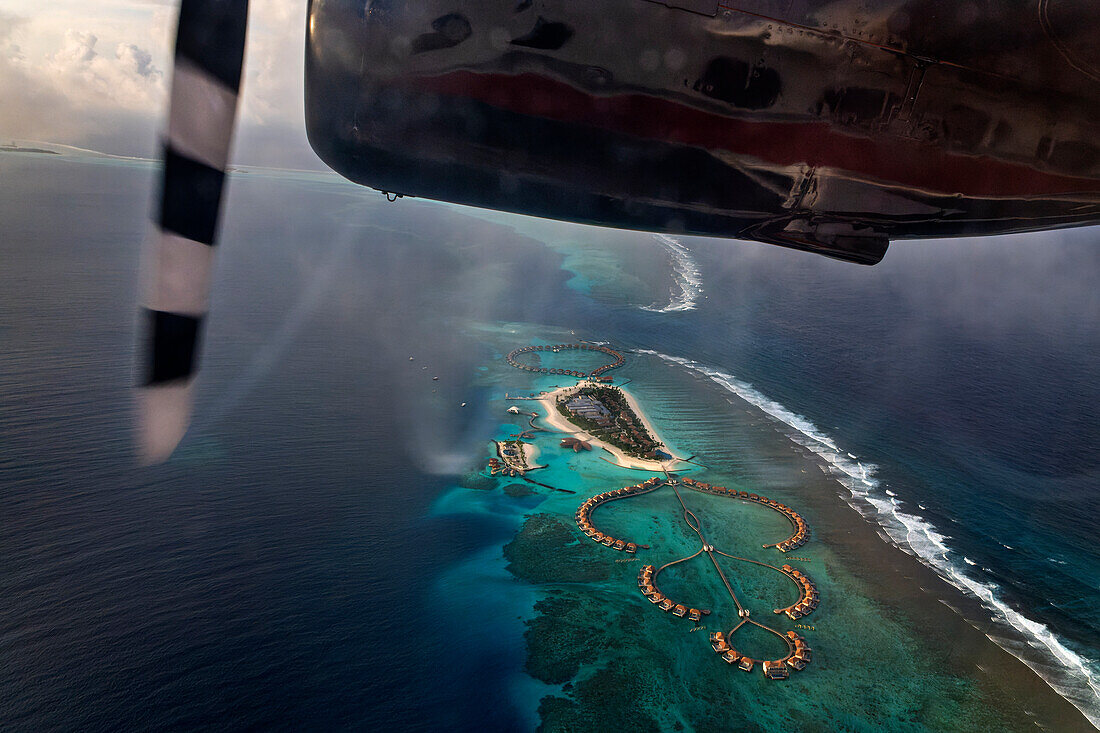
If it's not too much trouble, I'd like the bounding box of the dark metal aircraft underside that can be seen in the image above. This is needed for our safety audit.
[304,0,1100,263]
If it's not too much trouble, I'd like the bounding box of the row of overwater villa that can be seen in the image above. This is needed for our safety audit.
[680,477,811,552]
[505,343,625,379]
[573,478,664,553]
[709,629,812,679]
[776,565,819,620]
[637,564,708,624]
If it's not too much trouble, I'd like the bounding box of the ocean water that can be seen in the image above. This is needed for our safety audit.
[1,150,1097,730]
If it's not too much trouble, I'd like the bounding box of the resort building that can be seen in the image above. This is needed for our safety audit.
[564,395,614,426]
[762,661,790,680]
[560,437,592,452]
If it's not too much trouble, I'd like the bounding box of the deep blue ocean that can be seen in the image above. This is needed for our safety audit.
[1,152,1097,730]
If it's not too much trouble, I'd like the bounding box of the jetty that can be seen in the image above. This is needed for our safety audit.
[572,476,817,679]
[497,339,820,678]
[506,343,625,379]
[637,563,710,624]
[574,478,663,553]
[680,477,811,552]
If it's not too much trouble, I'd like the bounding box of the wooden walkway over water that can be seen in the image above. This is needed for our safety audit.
[575,473,816,678]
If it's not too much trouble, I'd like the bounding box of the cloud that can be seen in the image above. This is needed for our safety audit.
[0,12,166,155]
[43,29,165,111]
[0,2,321,168]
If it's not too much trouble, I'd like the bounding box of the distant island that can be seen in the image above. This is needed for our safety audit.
[538,383,682,471]
[500,339,818,683]
[489,439,541,476]
[0,144,59,155]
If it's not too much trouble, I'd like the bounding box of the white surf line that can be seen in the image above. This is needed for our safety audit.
[641,234,703,313]
[635,348,1100,728]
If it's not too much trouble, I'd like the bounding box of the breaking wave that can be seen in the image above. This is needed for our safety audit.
[641,235,703,312]
[636,348,1100,728]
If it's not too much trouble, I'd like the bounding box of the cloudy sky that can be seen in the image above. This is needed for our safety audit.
[0,0,320,168]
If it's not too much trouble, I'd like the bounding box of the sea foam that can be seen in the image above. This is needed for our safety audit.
[636,348,1100,728]
[641,235,704,313]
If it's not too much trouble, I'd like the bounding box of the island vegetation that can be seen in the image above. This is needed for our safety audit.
[556,385,665,460]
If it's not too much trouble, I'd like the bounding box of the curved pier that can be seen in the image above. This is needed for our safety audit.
[774,564,820,620]
[638,558,710,623]
[507,343,625,379]
[575,476,817,679]
[574,478,664,552]
[680,477,810,552]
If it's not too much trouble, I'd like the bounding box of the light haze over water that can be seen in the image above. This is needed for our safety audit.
[1,150,1098,730]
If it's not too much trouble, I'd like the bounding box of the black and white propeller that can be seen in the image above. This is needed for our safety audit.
[137,0,249,462]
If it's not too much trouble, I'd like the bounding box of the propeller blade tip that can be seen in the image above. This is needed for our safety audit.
[137,381,194,464]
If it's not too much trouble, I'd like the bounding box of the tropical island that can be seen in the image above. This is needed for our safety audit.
[490,439,540,476]
[536,383,682,471]
[485,338,1090,731]
[500,340,816,681]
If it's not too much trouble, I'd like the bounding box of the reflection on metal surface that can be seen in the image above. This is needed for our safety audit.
[305,0,1100,264]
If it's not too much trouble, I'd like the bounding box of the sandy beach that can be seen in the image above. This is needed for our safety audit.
[494,440,545,472]
[523,442,543,470]
[535,383,684,472]
[510,365,1095,732]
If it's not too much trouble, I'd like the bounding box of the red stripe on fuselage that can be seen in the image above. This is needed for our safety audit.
[411,70,1098,199]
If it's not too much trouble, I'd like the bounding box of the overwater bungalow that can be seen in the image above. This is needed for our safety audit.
[672,605,688,618]
[763,661,789,680]
[659,599,674,611]
[625,543,638,553]
[709,631,725,644]
[722,650,741,664]
[738,657,755,672]
[614,540,626,551]
[787,657,808,671]
[688,608,702,622]
[649,594,665,604]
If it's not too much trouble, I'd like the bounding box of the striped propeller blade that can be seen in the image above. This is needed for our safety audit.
[138,0,249,463]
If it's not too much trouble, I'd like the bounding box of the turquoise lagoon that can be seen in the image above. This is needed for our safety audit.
[427,324,1064,732]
